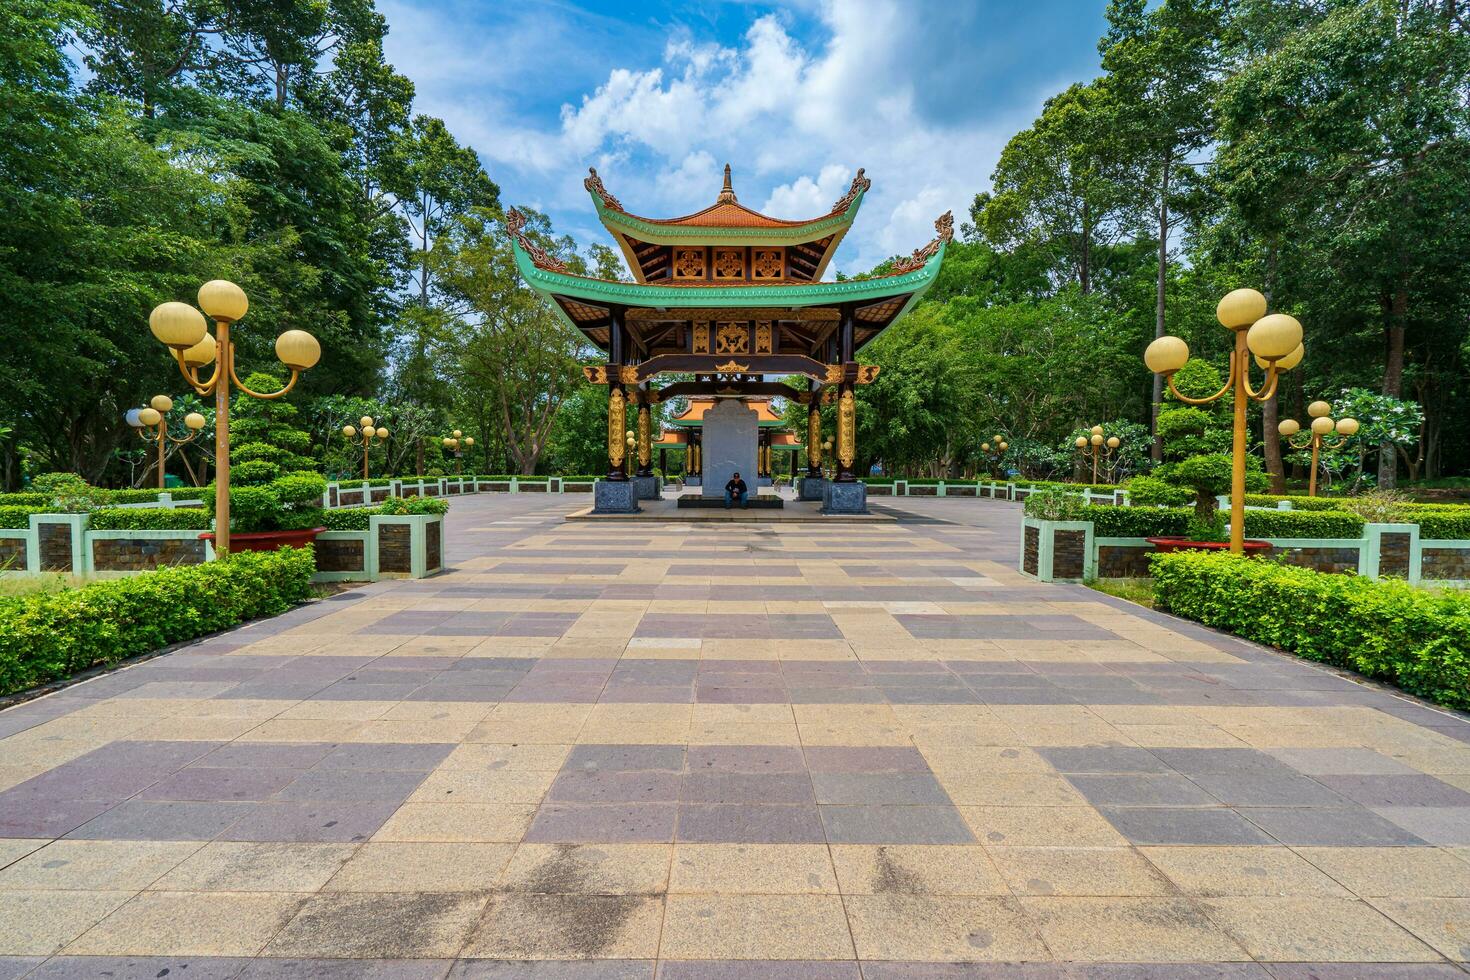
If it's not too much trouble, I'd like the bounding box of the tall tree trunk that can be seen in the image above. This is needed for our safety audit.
[1261,241,1286,493]
[1150,159,1170,463]
[1080,201,1092,295]
[1378,278,1408,487]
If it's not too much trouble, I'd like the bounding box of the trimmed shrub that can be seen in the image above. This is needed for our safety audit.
[1241,510,1365,540]
[0,507,42,529]
[0,548,316,695]
[379,496,448,516]
[1151,551,1470,711]
[88,508,212,531]
[1084,505,1191,538]
[1239,493,1342,512]
[0,493,47,507]
[29,472,88,495]
[1023,488,1089,521]
[322,508,372,531]
[1405,507,1470,540]
[1123,476,1192,507]
[106,489,168,504]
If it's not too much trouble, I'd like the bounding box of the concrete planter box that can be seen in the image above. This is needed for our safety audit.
[1020,517,1094,583]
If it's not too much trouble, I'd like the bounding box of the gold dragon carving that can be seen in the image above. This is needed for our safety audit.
[692,322,711,354]
[838,389,856,467]
[891,211,954,275]
[637,405,651,467]
[715,322,749,355]
[829,168,871,213]
[607,388,626,467]
[583,168,623,211]
[808,410,822,465]
[506,208,568,273]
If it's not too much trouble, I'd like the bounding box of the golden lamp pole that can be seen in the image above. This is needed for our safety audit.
[441,430,474,475]
[129,395,206,489]
[1074,426,1121,484]
[343,417,390,481]
[979,434,1009,478]
[1278,401,1359,497]
[1144,288,1304,554]
[149,281,321,557]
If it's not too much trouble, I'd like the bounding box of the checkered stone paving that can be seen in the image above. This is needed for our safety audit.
[1,492,1469,977]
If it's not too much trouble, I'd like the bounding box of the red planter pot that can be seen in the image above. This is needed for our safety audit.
[1146,536,1273,556]
[199,527,327,553]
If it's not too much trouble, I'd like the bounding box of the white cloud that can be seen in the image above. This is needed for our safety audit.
[762,165,852,220]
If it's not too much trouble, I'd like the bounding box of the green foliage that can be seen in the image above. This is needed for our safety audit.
[0,494,47,507]
[88,508,212,531]
[0,506,41,529]
[1164,453,1235,516]
[1240,494,1342,512]
[1405,508,1470,541]
[1156,406,1230,460]
[378,496,447,516]
[1242,510,1364,540]
[0,548,316,696]
[203,472,325,533]
[1023,487,1088,521]
[1123,475,1191,507]
[30,472,87,494]
[1085,505,1190,537]
[1151,551,1470,711]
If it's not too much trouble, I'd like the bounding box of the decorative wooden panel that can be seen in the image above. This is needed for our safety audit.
[713,248,744,280]
[673,247,705,279]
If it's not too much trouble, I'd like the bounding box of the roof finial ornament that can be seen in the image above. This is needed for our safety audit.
[717,163,737,204]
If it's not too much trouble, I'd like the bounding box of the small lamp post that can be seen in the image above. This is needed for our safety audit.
[441,430,474,475]
[343,417,389,481]
[1278,402,1359,497]
[1075,426,1122,484]
[149,280,320,556]
[823,438,834,479]
[1144,288,1303,554]
[979,433,1009,478]
[128,395,207,489]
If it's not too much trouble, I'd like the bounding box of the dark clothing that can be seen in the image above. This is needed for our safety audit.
[724,478,748,496]
[724,478,748,509]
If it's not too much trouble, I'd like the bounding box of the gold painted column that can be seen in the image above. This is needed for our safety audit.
[635,399,653,478]
[835,385,857,482]
[607,386,629,481]
[806,403,822,478]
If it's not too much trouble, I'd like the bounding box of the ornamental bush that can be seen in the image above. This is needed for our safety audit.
[1083,505,1190,537]
[0,547,316,696]
[1151,551,1470,711]
[1123,475,1192,508]
[0,506,40,529]
[1241,509,1365,539]
[88,508,212,531]
[1240,493,1343,512]
[1023,487,1088,521]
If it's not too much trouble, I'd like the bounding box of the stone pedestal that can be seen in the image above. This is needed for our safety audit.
[700,400,759,498]
[821,480,868,515]
[593,479,641,514]
[631,475,662,500]
[798,477,825,501]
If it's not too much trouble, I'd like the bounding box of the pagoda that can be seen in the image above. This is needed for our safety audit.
[508,163,951,512]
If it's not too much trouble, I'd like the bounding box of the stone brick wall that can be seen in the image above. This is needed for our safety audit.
[38,521,72,572]
[425,521,441,571]
[1053,529,1086,580]
[946,485,976,497]
[564,483,593,493]
[370,488,390,503]
[1098,544,1153,578]
[1023,525,1039,576]
[1274,546,1359,575]
[315,537,366,573]
[1422,547,1470,581]
[92,537,207,571]
[521,483,547,493]
[378,523,412,574]
[866,485,892,496]
[908,485,937,496]
[485,482,511,492]
[447,484,461,494]
[1379,532,1413,578]
[402,485,422,498]
[0,537,26,570]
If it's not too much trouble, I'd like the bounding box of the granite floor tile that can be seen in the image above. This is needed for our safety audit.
[222,801,399,843]
[150,841,357,891]
[659,894,854,960]
[65,891,307,956]
[27,956,254,979]
[678,804,826,844]
[1200,896,1441,962]
[265,893,487,957]
[463,894,663,959]
[66,801,252,841]
[1239,807,1430,847]
[818,805,974,845]
[0,891,136,956]
[525,803,678,844]
[842,894,1048,961]
[1098,807,1275,846]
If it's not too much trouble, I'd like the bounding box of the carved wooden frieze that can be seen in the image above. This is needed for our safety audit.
[713,248,744,280]
[673,247,705,279]
[754,321,773,354]
[715,322,749,355]
[753,249,783,280]
[692,321,711,354]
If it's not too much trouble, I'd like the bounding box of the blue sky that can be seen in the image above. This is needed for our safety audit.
[379,0,1112,273]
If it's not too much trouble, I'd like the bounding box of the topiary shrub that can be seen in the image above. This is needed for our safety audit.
[1022,487,1087,521]
[203,473,326,533]
[29,472,88,495]
[1123,475,1192,508]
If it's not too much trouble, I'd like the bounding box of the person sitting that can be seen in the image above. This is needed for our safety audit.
[724,472,748,509]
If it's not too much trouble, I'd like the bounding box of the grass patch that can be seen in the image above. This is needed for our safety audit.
[1086,577,1155,608]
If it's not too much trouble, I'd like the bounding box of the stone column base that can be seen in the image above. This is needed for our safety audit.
[798,477,826,501]
[821,480,868,515]
[593,479,641,513]
[631,475,662,500]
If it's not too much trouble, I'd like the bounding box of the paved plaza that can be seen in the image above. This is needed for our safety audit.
[1,494,1468,978]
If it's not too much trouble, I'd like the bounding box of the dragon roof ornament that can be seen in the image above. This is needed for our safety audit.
[506,207,568,274]
[583,168,623,212]
[891,211,954,275]
[829,168,870,214]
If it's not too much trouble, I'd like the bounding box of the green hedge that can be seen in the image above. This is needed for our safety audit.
[0,548,316,696]
[1399,506,1470,540]
[1151,551,1470,710]
[88,508,212,531]
[1083,505,1191,537]
[1239,493,1343,512]
[321,496,449,531]
[0,493,47,507]
[0,506,40,530]
[1242,509,1365,539]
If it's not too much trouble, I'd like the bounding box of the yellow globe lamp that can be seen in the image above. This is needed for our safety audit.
[184,412,206,430]
[150,395,174,413]
[1090,425,1104,436]
[443,438,456,449]
[1090,433,1103,446]
[464,437,474,447]
[137,407,162,427]
[1144,336,1189,374]
[1278,419,1301,437]
[981,443,990,452]
[342,425,357,438]
[360,416,374,429]
[453,430,463,439]
[197,280,249,323]
[998,441,1008,451]
[1075,436,1088,449]
[1311,416,1336,437]
[1308,400,1332,418]
[1336,418,1360,436]
[1246,313,1303,361]
[375,427,389,439]
[149,301,208,350]
[182,334,216,367]
[275,330,321,371]
[1216,288,1268,330]
[992,434,1003,445]
[1106,436,1120,449]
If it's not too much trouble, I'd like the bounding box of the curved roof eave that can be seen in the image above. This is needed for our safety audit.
[592,189,866,247]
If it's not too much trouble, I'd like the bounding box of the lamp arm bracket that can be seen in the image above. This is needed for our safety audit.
[1242,364,1280,402]
[1164,354,1234,406]
[231,360,300,400]
[174,351,221,396]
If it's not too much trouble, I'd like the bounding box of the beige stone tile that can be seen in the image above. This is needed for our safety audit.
[464,893,663,958]
[690,703,793,725]
[373,803,536,842]
[1372,898,1470,961]
[670,844,837,895]
[0,838,48,867]
[689,722,801,746]
[990,847,1173,897]
[275,700,395,721]
[830,845,1006,897]
[939,773,1088,807]
[796,724,910,747]
[918,745,1052,775]
[0,890,134,955]
[323,842,513,892]
[500,843,669,895]
[578,722,690,745]
[378,700,496,722]
[0,736,105,768]
[66,891,306,956]
[1022,896,1249,961]
[660,894,853,960]
[131,716,266,740]
[961,806,1127,847]
[409,768,556,804]
[1298,847,1470,898]
[1116,725,1247,748]
[150,842,357,892]
[0,840,200,890]
[1143,846,1350,898]
[265,892,488,956]
[1201,896,1441,962]
[349,719,477,743]
[843,894,1047,961]
[440,742,572,771]
[243,719,365,742]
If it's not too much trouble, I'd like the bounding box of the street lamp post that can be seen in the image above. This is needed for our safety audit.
[1074,426,1122,484]
[441,430,474,475]
[149,280,320,556]
[1144,288,1303,554]
[127,395,206,489]
[343,417,390,481]
[1278,401,1359,497]
[979,434,1009,478]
